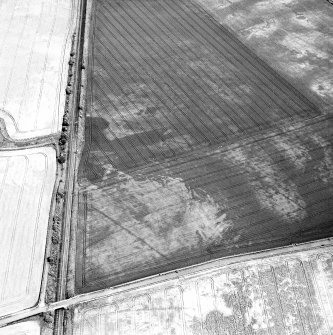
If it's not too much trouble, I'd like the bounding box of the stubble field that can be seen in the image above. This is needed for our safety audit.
[0,321,40,335]
[73,247,333,334]
[0,147,56,317]
[0,0,78,140]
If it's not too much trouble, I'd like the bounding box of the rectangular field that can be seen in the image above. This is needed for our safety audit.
[76,0,331,292]
[0,147,56,317]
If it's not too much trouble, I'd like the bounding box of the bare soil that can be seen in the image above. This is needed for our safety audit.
[75,0,333,292]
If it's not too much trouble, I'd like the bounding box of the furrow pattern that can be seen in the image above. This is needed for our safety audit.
[76,0,332,292]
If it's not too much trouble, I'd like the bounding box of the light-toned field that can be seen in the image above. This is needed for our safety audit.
[0,147,56,317]
[73,246,333,335]
[196,0,333,107]
[0,0,78,140]
[0,321,40,335]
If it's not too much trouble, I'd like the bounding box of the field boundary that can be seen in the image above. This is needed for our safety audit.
[0,236,332,328]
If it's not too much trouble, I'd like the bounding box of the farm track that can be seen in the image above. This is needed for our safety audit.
[72,245,333,335]
[75,0,333,292]
[53,0,88,333]
[1,238,332,329]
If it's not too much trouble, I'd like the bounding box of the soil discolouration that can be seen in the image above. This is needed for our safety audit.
[225,146,307,222]
[74,0,333,292]
[76,115,333,291]
[196,0,333,107]
[79,173,231,286]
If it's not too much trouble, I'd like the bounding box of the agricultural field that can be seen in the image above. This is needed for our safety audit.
[76,114,333,290]
[0,147,56,317]
[75,0,333,292]
[73,246,333,335]
[0,0,332,332]
[196,0,333,107]
[0,0,78,140]
[81,0,321,174]
[0,321,40,335]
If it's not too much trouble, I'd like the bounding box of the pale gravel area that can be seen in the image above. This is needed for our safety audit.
[73,246,333,335]
[0,0,78,140]
[0,321,40,335]
[81,172,232,284]
[195,0,333,106]
[0,147,56,317]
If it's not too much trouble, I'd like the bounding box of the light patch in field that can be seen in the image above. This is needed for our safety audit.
[311,76,333,99]
[225,146,306,222]
[311,134,333,183]
[272,135,311,170]
[280,32,329,60]
[253,0,294,10]
[0,321,40,335]
[198,0,333,105]
[96,173,231,254]
[201,0,244,10]
[95,85,172,140]
[243,19,278,39]
[82,172,232,284]
[0,0,78,139]
[0,147,56,317]
[291,12,316,29]
[282,61,315,77]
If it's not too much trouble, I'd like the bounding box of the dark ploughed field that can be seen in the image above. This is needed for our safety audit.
[75,0,333,292]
